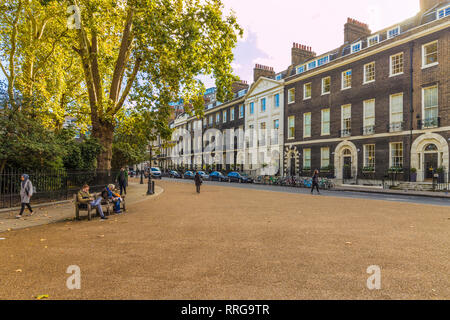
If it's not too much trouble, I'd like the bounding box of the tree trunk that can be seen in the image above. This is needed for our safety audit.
[92,119,115,171]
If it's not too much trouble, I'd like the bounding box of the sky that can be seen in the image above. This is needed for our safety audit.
[201,0,421,88]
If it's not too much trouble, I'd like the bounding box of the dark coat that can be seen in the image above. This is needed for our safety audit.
[312,173,319,184]
[194,174,202,186]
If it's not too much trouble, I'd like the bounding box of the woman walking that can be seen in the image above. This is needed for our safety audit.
[16,174,34,218]
[311,170,320,195]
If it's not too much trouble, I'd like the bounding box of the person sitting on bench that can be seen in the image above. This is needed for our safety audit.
[77,184,108,220]
[106,184,122,214]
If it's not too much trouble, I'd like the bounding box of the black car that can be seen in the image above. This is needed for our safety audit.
[227,172,253,183]
[209,171,229,182]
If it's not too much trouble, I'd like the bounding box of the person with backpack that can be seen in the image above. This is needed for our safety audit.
[116,168,128,196]
[16,174,34,218]
[194,172,203,194]
[311,169,321,195]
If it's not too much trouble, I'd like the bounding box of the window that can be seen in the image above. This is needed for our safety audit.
[288,116,295,139]
[363,99,375,135]
[308,60,316,70]
[321,147,330,169]
[275,74,282,80]
[303,113,311,138]
[422,41,438,68]
[261,98,266,112]
[351,41,362,53]
[288,88,295,104]
[273,119,279,144]
[209,115,213,125]
[317,55,330,66]
[390,53,404,76]
[273,119,279,129]
[423,86,438,128]
[342,70,352,89]
[304,83,312,100]
[231,108,235,121]
[364,62,375,83]
[341,104,351,137]
[387,26,400,39]
[368,34,379,47]
[321,109,330,136]
[216,113,220,124]
[303,149,311,169]
[223,110,227,123]
[390,142,403,168]
[260,122,266,146]
[239,105,244,118]
[363,144,375,169]
[322,77,330,95]
[390,93,403,132]
[297,65,306,74]
[437,5,450,19]
[250,102,254,115]
[274,94,280,108]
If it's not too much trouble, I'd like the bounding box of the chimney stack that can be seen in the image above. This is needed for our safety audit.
[253,64,276,82]
[420,0,442,12]
[291,42,316,66]
[232,80,250,93]
[344,18,371,44]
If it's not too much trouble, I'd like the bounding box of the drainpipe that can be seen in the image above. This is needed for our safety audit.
[408,42,414,182]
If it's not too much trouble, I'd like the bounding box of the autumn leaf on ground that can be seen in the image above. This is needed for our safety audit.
[35,294,48,300]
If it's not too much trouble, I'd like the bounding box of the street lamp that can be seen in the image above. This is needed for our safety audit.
[147,142,154,195]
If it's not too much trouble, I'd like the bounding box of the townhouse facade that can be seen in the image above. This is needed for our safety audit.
[283,0,449,184]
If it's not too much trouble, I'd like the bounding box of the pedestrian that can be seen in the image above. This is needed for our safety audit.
[194,172,202,194]
[105,184,122,214]
[77,184,108,220]
[16,174,34,218]
[311,169,320,195]
[116,167,128,195]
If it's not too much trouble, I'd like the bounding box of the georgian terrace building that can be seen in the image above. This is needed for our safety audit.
[283,0,449,184]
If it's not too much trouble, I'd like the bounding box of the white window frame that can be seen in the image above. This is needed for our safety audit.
[389,52,404,77]
[274,93,280,108]
[351,41,362,54]
[389,142,403,168]
[239,104,244,118]
[223,110,227,123]
[367,34,379,47]
[303,112,311,138]
[303,83,312,100]
[363,62,375,84]
[303,149,311,169]
[341,69,352,90]
[288,116,295,140]
[321,108,330,136]
[231,107,235,121]
[422,40,438,69]
[249,102,254,115]
[288,88,295,104]
[320,147,330,169]
[363,144,376,169]
[436,5,450,19]
[389,93,404,130]
[321,77,330,95]
[387,26,400,39]
[363,99,376,134]
[422,85,439,127]
[216,113,220,124]
[341,104,352,133]
[261,98,266,112]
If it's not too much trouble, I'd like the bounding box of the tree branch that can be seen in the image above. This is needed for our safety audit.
[114,56,141,114]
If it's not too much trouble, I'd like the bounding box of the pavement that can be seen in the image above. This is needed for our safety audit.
[0,179,449,300]
[0,179,164,233]
[334,184,450,199]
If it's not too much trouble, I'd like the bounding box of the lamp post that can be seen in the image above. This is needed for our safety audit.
[140,164,144,184]
[147,143,154,195]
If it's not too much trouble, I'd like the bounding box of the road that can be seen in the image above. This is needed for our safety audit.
[162,177,450,207]
[1,180,449,299]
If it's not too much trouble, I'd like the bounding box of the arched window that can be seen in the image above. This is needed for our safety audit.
[425,144,438,152]
[343,149,352,156]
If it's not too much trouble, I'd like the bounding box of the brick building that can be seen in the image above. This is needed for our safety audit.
[283,0,449,184]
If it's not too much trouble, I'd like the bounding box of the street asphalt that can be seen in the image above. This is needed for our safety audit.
[162,177,450,207]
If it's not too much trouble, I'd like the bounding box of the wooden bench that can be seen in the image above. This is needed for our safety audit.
[109,194,127,213]
[74,193,112,221]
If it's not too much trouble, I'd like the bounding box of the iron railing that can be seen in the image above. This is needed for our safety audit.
[362,125,375,135]
[388,122,404,132]
[0,169,120,209]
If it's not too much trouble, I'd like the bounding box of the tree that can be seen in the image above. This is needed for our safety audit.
[67,0,242,170]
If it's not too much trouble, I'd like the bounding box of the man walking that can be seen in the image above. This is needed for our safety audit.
[194,172,202,194]
[311,169,320,195]
[116,167,128,195]
[16,174,34,218]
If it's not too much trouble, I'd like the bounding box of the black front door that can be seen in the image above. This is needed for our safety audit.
[343,156,352,180]
[424,153,438,180]
[290,158,296,176]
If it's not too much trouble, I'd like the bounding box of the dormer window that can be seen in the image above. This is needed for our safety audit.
[275,74,282,80]
[351,41,362,53]
[437,5,450,19]
[307,60,317,70]
[367,35,379,47]
[296,65,305,74]
[387,26,400,39]
[317,55,330,66]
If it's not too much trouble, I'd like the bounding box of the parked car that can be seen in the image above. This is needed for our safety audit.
[227,172,253,183]
[169,170,181,178]
[197,171,210,180]
[128,170,136,177]
[183,171,195,179]
[209,171,229,182]
[150,167,162,179]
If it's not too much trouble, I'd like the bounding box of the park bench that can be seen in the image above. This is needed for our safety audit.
[74,193,112,221]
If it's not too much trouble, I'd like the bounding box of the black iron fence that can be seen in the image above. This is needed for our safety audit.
[0,169,120,209]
